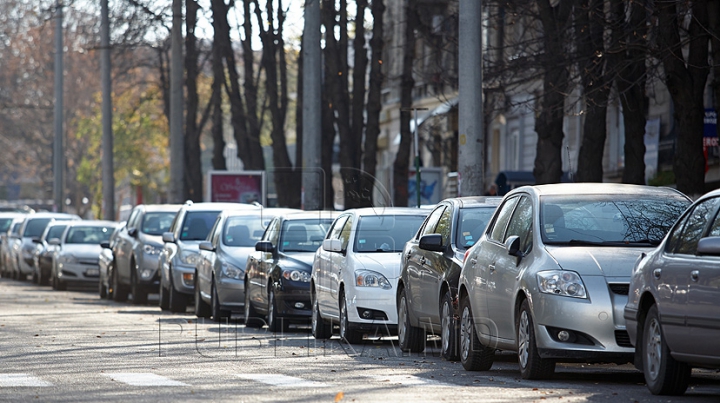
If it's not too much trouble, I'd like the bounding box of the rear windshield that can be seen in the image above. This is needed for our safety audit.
[22,218,53,238]
[141,212,176,235]
[65,226,114,244]
[456,207,497,249]
[354,215,426,253]
[45,225,68,241]
[180,211,221,241]
[0,218,14,233]
[222,215,274,247]
[279,219,334,252]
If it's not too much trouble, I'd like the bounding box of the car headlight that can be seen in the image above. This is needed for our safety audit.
[221,262,244,280]
[282,269,311,283]
[355,270,391,289]
[58,255,78,264]
[143,244,162,255]
[537,270,587,298]
[180,250,201,265]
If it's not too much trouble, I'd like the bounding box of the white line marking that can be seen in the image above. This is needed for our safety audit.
[368,374,446,386]
[0,373,53,387]
[103,372,188,386]
[238,374,329,388]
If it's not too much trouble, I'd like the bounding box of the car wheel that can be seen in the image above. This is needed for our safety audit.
[98,275,108,299]
[107,267,115,300]
[339,292,363,344]
[440,290,459,361]
[130,259,148,305]
[459,295,494,371]
[112,265,129,302]
[517,299,555,379]
[54,273,67,291]
[311,291,332,339]
[168,273,188,313]
[398,288,425,352]
[32,270,38,284]
[244,283,263,328]
[38,266,49,286]
[211,280,230,322]
[194,274,211,319]
[267,287,287,333]
[643,304,690,395]
[158,277,170,311]
[51,268,58,290]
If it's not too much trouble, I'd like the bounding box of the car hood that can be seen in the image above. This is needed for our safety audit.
[140,234,164,246]
[280,252,314,270]
[544,246,650,280]
[221,246,255,269]
[353,252,403,279]
[60,244,102,259]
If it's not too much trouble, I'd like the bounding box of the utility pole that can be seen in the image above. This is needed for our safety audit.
[458,0,484,196]
[402,107,428,208]
[53,0,64,212]
[169,0,185,203]
[101,0,115,220]
[302,0,322,210]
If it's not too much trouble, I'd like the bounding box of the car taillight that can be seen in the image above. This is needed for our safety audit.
[463,250,471,262]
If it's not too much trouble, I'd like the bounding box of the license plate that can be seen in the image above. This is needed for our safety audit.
[86,268,99,277]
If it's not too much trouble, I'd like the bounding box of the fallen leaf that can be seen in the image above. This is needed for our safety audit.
[334,392,344,402]
[96,335,101,338]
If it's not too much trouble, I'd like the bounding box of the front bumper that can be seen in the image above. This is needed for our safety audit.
[216,276,246,309]
[272,281,312,319]
[344,282,398,333]
[136,253,161,286]
[57,262,100,283]
[170,262,195,295]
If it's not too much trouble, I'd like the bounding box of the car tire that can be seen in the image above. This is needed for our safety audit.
[267,287,287,333]
[99,276,108,299]
[54,273,67,291]
[517,299,555,379]
[113,265,129,302]
[130,259,148,305]
[194,274,211,318]
[168,274,188,313]
[398,288,425,353]
[158,279,170,311]
[32,270,38,284]
[339,292,363,344]
[459,295,494,371]
[38,267,49,286]
[440,290,459,361]
[107,267,115,300]
[311,291,332,339]
[642,304,690,395]
[211,280,230,322]
[244,283,263,328]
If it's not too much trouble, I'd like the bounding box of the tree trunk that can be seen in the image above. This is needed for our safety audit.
[656,0,709,197]
[533,0,572,184]
[709,1,720,144]
[576,0,610,182]
[210,15,226,171]
[184,0,203,201]
[363,0,386,206]
[393,2,417,207]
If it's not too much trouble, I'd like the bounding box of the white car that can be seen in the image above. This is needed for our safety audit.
[311,207,429,343]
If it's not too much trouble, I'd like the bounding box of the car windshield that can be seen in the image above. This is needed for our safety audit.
[180,211,221,241]
[279,219,333,252]
[455,207,497,249]
[141,212,176,235]
[541,194,690,245]
[0,218,14,233]
[45,225,67,241]
[23,218,52,238]
[354,215,426,253]
[65,226,114,244]
[223,215,273,247]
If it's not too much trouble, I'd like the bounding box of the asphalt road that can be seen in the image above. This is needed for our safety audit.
[0,278,718,402]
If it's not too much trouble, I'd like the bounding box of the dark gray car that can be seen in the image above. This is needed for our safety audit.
[625,187,720,395]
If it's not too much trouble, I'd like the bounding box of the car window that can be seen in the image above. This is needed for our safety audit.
[180,211,221,241]
[338,216,354,251]
[705,198,720,237]
[208,216,222,245]
[505,196,533,253]
[435,207,452,247]
[327,216,349,241]
[418,206,446,238]
[0,218,14,233]
[223,215,270,247]
[280,219,333,252]
[456,207,496,249]
[671,198,720,255]
[354,215,426,253]
[489,196,520,243]
[45,225,67,241]
[23,218,53,238]
[65,226,114,244]
[127,209,141,229]
[141,212,176,235]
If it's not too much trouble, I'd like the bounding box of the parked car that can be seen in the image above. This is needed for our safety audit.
[13,213,81,281]
[159,201,259,313]
[0,215,26,277]
[111,204,181,304]
[194,207,301,322]
[457,183,690,379]
[397,196,501,359]
[311,207,430,343]
[98,222,125,299]
[625,187,720,395]
[50,220,120,290]
[32,221,71,285]
[243,210,338,330]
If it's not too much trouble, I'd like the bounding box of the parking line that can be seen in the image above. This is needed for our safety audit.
[237,374,329,388]
[103,372,188,386]
[0,373,53,387]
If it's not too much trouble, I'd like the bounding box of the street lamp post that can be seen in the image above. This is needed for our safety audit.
[403,107,428,208]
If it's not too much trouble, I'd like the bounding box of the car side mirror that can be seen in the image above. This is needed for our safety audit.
[322,239,343,253]
[31,237,42,244]
[255,241,275,253]
[162,232,175,243]
[198,241,215,252]
[419,234,444,252]
[697,236,720,256]
[505,235,523,259]
[48,238,61,246]
[128,228,138,238]
[100,241,111,249]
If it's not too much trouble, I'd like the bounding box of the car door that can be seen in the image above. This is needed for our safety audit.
[315,215,349,315]
[256,217,282,309]
[418,205,453,322]
[406,205,445,320]
[331,215,355,316]
[487,195,533,342]
[198,216,222,298]
[116,209,140,282]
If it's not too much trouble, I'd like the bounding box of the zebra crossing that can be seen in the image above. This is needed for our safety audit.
[0,372,447,388]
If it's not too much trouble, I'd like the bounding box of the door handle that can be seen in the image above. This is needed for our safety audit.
[489,264,496,273]
[691,270,699,282]
[653,269,661,279]
[420,257,426,265]
[470,258,477,265]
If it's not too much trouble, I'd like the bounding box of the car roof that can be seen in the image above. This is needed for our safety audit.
[180,202,259,212]
[511,183,690,199]
[23,212,81,221]
[443,196,503,208]
[135,204,182,212]
[0,212,29,218]
[350,207,432,217]
[220,207,301,218]
[65,220,119,228]
[283,210,341,221]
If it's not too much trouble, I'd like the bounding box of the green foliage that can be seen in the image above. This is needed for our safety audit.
[647,170,676,187]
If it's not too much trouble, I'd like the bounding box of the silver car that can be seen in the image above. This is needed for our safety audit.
[458,183,690,379]
[625,187,720,395]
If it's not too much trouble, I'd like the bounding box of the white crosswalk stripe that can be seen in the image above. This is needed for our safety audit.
[0,373,53,387]
[368,374,447,386]
[102,372,188,387]
[237,374,330,388]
